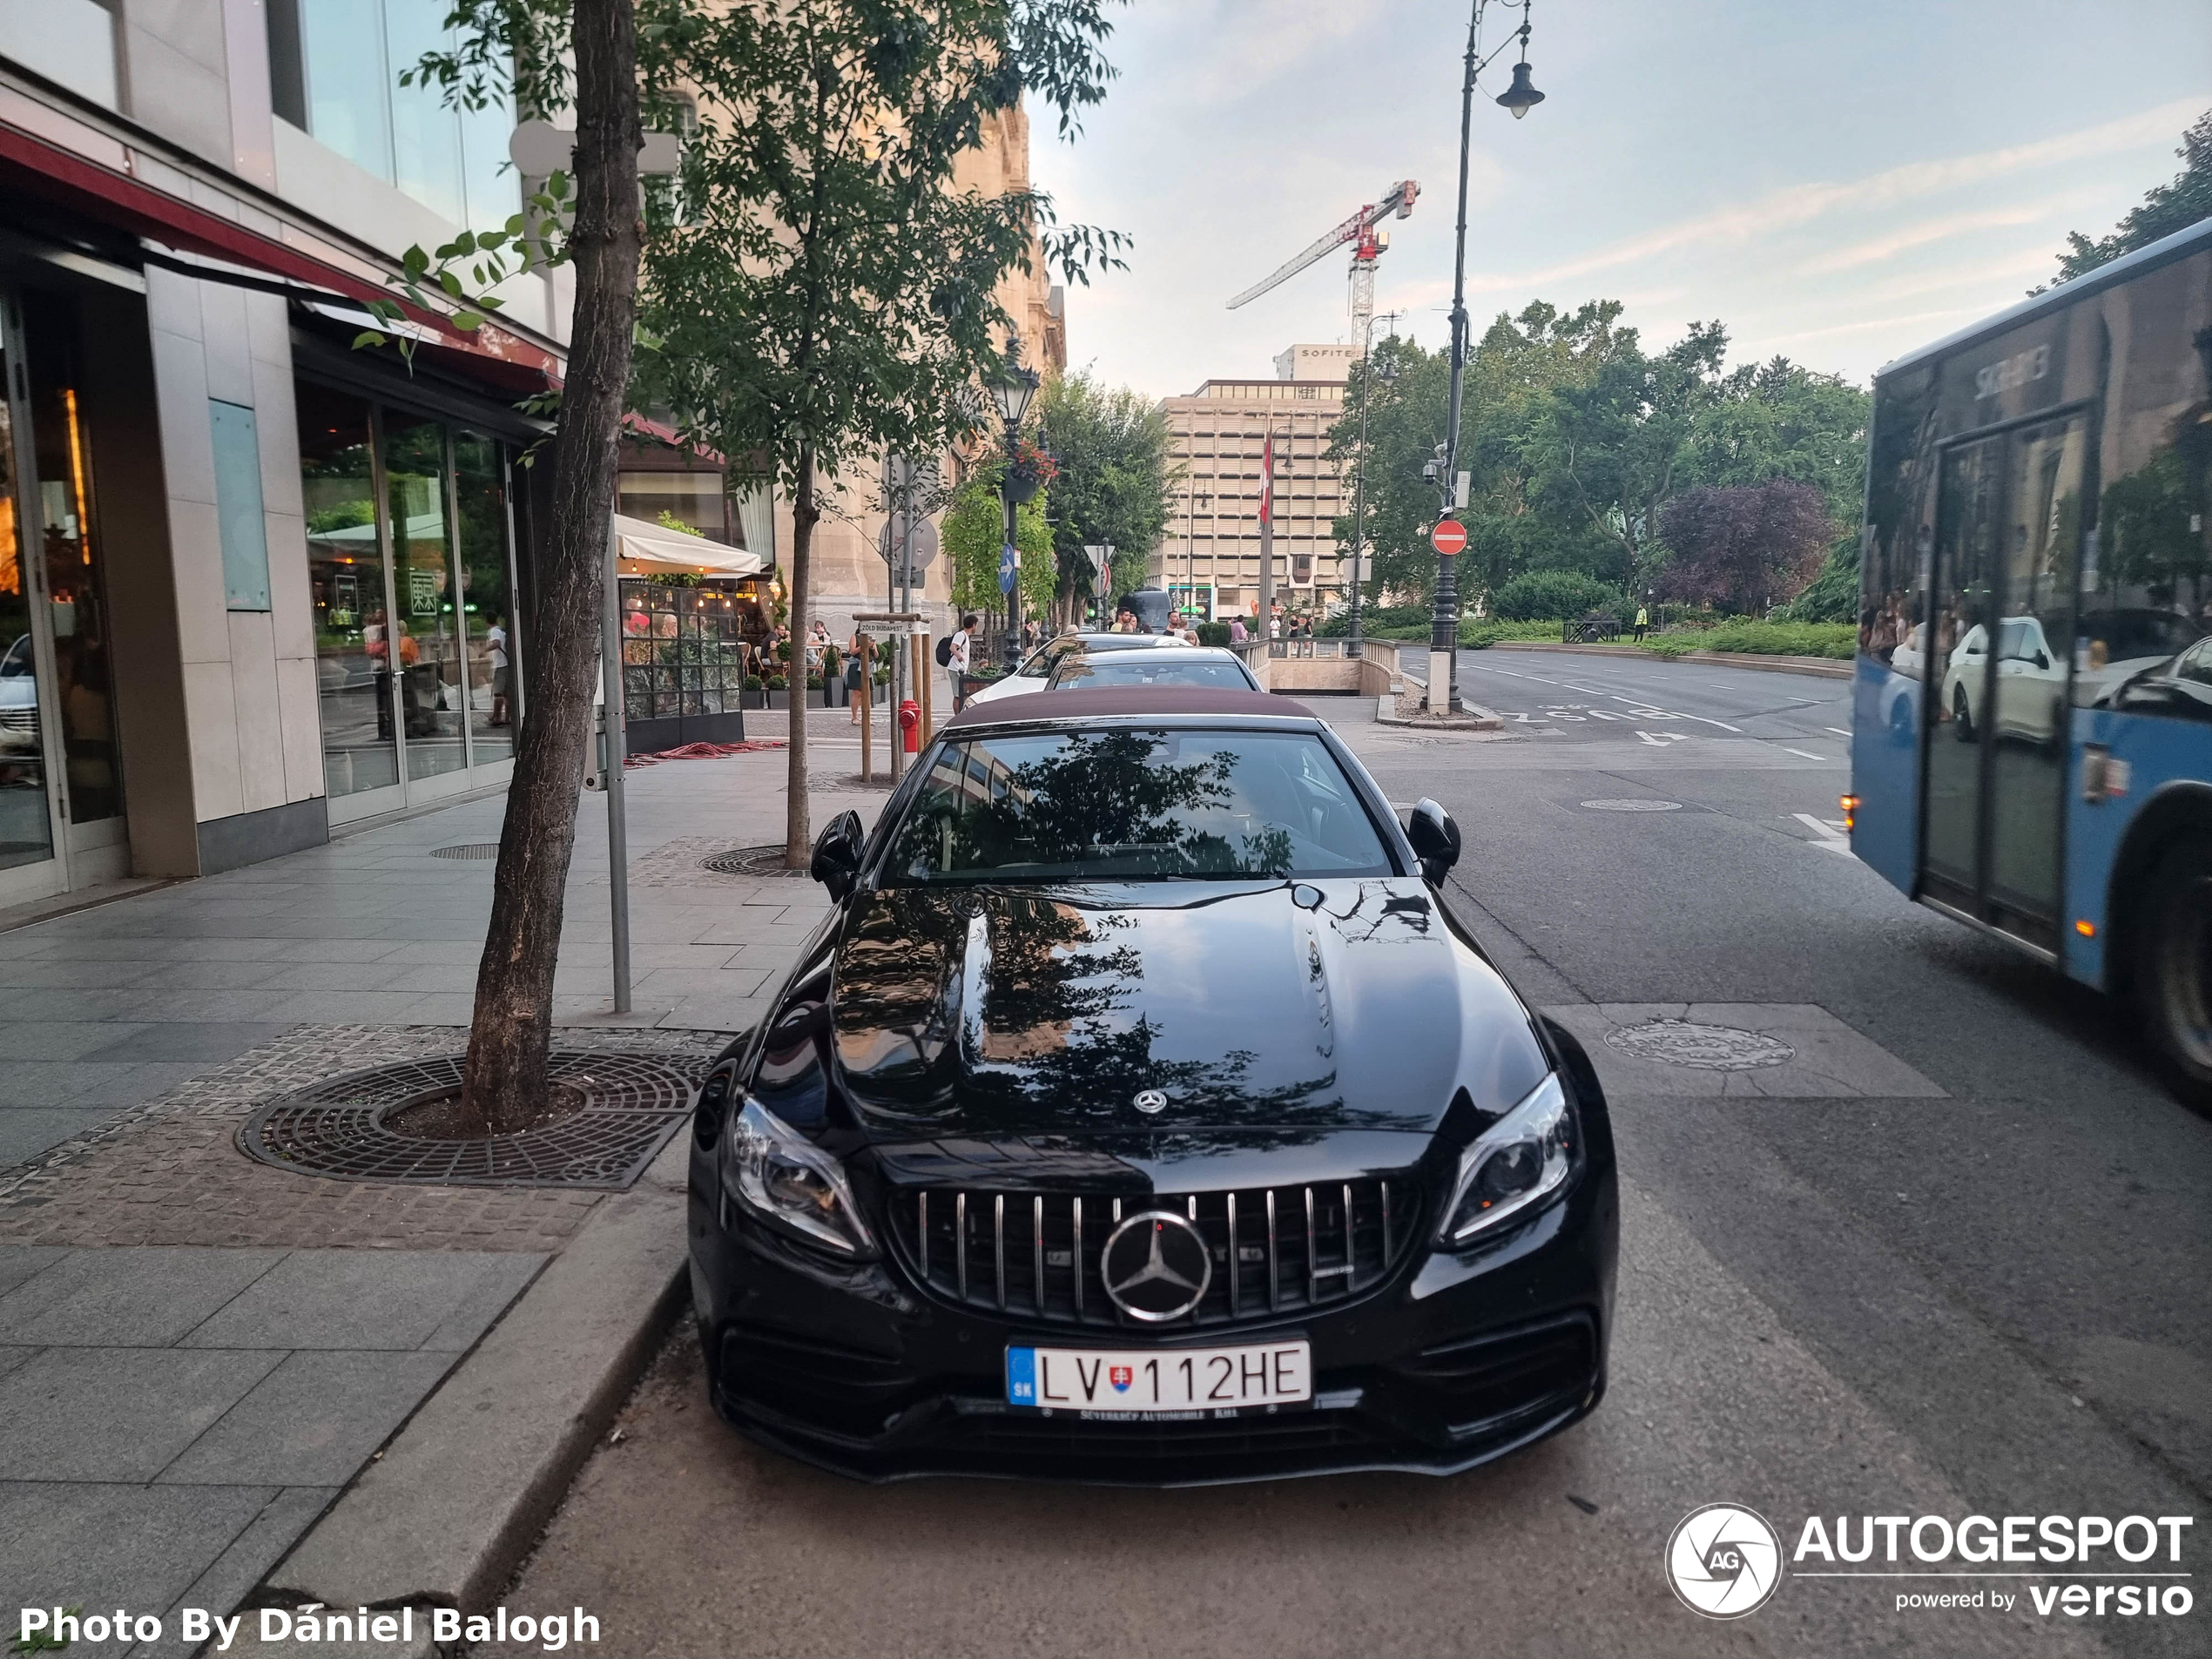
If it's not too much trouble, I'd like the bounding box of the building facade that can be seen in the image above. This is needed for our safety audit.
[0,0,589,907]
[1153,345,1349,623]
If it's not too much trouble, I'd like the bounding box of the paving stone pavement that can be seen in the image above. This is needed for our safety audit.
[0,742,891,1649]
[0,1244,542,1659]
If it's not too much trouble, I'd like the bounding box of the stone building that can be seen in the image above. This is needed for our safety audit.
[1152,346,1350,623]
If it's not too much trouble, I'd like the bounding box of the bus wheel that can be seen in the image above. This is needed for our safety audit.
[2137,836,2212,1113]
[1952,684,1975,741]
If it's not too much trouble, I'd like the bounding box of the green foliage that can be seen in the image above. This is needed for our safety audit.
[1325,302,1869,617]
[629,2,1128,508]
[655,509,705,537]
[941,459,1054,617]
[2052,110,2212,284]
[1195,621,1231,646]
[1035,369,1175,607]
[1491,570,1624,621]
[1638,620,1855,659]
[307,500,374,535]
[1460,618,1577,648]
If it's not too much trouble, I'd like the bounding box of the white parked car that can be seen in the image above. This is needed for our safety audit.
[1042,644,1260,692]
[961,630,1193,708]
[0,633,39,754]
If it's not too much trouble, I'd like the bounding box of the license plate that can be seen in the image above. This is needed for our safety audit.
[1006,1340,1311,1417]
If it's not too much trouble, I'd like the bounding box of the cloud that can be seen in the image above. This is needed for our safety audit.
[1456,96,2207,295]
[1740,306,1982,352]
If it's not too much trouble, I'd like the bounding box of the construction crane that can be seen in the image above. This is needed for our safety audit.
[1225,180,1420,350]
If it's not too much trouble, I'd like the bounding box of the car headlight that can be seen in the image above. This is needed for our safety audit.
[721,1097,876,1258]
[1437,1072,1579,1246]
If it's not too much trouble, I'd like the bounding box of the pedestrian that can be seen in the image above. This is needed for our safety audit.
[1114,604,1140,634]
[1229,613,1247,644]
[947,611,978,710]
[1633,602,1649,643]
[485,610,510,726]
[845,628,867,725]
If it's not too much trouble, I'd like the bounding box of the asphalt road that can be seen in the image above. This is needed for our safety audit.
[483,652,2209,1659]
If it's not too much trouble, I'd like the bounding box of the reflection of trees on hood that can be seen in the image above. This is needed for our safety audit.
[978,900,1141,1051]
[907,731,1293,876]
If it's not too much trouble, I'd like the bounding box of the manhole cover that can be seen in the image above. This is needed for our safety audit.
[431,843,502,860]
[701,845,814,878]
[1603,1020,1794,1070]
[239,1052,698,1188]
[1580,799,1683,813]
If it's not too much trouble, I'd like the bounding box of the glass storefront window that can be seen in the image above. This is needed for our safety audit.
[25,291,123,826]
[299,0,395,185]
[619,578,752,718]
[383,412,468,782]
[617,471,730,543]
[0,334,53,873]
[454,431,516,762]
[298,383,396,799]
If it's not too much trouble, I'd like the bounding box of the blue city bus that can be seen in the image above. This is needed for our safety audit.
[1850,217,2212,1109]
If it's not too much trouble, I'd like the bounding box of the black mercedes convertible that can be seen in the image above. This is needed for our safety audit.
[685,685,1617,1483]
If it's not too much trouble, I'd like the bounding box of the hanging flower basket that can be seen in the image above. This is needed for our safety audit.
[1002,440,1057,504]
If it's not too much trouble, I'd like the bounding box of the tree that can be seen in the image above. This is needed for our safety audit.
[1033,369,1173,615]
[2050,109,2212,285]
[1656,481,1835,617]
[1325,332,1453,603]
[389,0,1122,1134]
[941,456,1054,620]
[382,0,647,1134]
[635,1,1126,867]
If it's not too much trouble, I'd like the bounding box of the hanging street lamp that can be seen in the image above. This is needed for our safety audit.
[993,330,1043,670]
[1430,0,1546,714]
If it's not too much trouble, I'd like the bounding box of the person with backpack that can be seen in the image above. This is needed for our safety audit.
[941,613,978,709]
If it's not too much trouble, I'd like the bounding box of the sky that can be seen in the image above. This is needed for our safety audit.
[1028,0,2212,400]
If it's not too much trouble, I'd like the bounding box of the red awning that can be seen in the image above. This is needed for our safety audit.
[0,116,562,383]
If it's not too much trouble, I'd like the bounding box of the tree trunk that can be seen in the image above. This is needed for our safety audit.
[460,0,641,1135]
[784,444,818,867]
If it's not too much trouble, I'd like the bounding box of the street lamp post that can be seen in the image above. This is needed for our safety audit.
[1432,0,1543,712]
[993,330,1042,670]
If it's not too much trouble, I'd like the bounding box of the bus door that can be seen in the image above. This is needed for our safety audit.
[1922,411,2090,949]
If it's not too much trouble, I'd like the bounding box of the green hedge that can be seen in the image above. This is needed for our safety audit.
[1636,620,1856,658]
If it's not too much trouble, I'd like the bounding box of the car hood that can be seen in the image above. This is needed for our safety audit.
[828,878,1548,1142]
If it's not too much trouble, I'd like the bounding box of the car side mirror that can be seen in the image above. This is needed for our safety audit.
[1406,798,1461,883]
[809,810,865,901]
[2034,651,2050,671]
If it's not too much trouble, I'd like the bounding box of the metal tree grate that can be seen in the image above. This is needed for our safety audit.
[431,844,502,860]
[239,1051,698,1188]
[700,845,813,879]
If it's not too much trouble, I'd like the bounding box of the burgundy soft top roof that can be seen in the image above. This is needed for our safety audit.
[943,685,1319,730]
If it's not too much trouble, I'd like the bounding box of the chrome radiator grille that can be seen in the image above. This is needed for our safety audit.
[887,1178,1419,1329]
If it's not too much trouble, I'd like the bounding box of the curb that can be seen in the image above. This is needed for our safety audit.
[1372,691,1507,732]
[1483,641,1851,679]
[243,1136,692,1652]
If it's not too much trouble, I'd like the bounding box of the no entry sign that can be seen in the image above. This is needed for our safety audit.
[1430,519,1467,556]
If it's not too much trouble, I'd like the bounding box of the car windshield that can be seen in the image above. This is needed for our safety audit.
[882,727,1394,883]
[1050,655,1251,690]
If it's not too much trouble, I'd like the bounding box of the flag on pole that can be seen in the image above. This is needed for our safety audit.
[1258,427,1274,525]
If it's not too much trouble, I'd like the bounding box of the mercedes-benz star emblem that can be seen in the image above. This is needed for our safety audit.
[1100,1210,1211,1322]
[1132,1089,1168,1116]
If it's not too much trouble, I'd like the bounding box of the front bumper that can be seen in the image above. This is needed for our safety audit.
[687,1162,1617,1486]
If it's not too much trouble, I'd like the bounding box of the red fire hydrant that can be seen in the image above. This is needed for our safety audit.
[899,698,921,753]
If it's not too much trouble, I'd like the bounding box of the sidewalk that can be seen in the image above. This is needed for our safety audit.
[0,737,890,1651]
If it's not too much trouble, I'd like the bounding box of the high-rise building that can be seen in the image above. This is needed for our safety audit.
[1153,346,1349,622]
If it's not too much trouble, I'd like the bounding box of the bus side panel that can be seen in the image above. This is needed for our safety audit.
[2064,706,2212,989]
[1851,654,1919,895]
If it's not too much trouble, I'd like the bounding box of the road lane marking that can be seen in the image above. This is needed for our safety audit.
[1793,813,1852,853]
[1636,730,1692,746]
[1783,747,1828,761]
[1672,711,1745,732]
[1824,726,1851,737]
